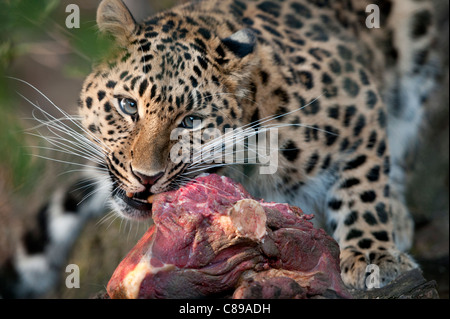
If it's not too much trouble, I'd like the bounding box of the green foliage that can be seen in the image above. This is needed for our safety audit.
[1,1,114,76]
[0,1,60,193]
[0,0,59,30]
[0,103,46,193]
[63,20,115,77]
[0,0,111,193]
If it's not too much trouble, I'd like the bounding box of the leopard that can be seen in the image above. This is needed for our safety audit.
[76,0,440,290]
[3,0,441,296]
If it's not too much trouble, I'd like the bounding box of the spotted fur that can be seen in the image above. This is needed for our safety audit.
[72,0,441,290]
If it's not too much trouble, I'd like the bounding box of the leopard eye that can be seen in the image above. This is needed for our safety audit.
[118,98,138,116]
[180,115,202,129]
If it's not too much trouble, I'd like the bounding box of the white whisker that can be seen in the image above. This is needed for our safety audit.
[9,76,111,152]
[31,154,105,171]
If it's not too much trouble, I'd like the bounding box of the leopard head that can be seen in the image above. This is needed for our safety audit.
[79,0,259,219]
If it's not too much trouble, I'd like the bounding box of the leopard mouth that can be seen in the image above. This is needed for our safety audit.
[113,188,154,211]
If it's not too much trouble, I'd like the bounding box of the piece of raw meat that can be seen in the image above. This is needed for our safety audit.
[107,174,351,299]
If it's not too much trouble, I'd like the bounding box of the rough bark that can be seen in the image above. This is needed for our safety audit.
[93,268,439,299]
[349,269,439,299]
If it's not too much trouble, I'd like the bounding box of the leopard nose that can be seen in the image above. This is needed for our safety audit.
[133,170,164,186]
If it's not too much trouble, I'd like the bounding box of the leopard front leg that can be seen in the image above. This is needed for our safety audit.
[325,155,418,290]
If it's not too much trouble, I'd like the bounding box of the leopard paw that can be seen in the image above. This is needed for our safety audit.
[340,246,418,290]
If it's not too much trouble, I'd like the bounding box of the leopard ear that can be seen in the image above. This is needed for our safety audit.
[220,29,259,98]
[221,29,257,58]
[97,0,137,45]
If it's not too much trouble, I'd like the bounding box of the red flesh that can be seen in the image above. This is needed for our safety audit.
[107,174,351,299]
